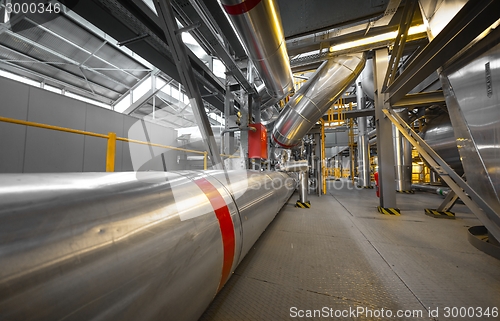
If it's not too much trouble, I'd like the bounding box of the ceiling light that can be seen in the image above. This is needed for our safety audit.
[329,25,427,53]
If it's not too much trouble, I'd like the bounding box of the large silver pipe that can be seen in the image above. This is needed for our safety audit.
[281,159,309,172]
[220,0,293,99]
[0,170,295,321]
[356,78,371,187]
[257,83,279,109]
[299,171,309,203]
[393,109,412,191]
[420,113,464,175]
[272,53,366,148]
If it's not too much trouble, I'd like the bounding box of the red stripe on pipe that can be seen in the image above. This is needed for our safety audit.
[272,134,297,149]
[194,177,235,292]
[222,0,262,15]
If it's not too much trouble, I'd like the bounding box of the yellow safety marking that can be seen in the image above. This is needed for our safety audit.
[378,206,401,216]
[295,201,311,209]
[424,208,455,218]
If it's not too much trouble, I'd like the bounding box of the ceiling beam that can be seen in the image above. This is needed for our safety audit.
[384,0,500,105]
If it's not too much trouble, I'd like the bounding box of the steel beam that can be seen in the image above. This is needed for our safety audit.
[384,0,500,105]
[392,90,445,109]
[66,0,225,111]
[373,48,397,208]
[184,0,257,95]
[154,0,222,169]
[383,108,500,242]
[437,190,459,212]
[381,0,417,91]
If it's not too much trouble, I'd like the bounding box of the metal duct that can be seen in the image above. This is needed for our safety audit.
[281,160,308,172]
[257,83,279,109]
[393,109,412,192]
[272,53,366,148]
[220,0,293,99]
[420,113,464,175]
[356,78,371,187]
[440,40,500,241]
[359,58,375,100]
[0,170,295,321]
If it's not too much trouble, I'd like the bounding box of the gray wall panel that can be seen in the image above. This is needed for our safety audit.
[0,78,30,172]
[0,78,180,173]
[125,118,177,171]
[24,88,87,172]
[83,106,125,172]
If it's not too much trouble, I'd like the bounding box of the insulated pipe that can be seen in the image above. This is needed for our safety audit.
[393,109,412,191]
[356,78,371,187]
[281,160,309,172]
[257,83,279,109]
[272,53,366,148]
[0,170,295,321]
[220,0,294,99]
[299,171,309,203]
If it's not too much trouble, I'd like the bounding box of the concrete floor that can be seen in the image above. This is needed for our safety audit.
[200,180,500,320]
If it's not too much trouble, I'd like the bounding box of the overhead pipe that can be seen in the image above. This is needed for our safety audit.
[220,0,294,99]
[272,53,366,148]
[0,170,295,320]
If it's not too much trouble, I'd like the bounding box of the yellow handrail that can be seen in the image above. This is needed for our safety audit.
[0,116,208,171]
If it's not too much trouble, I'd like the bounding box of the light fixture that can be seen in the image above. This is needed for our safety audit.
[329,24,427,53]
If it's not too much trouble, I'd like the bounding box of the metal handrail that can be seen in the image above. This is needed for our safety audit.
[0,116,209,171]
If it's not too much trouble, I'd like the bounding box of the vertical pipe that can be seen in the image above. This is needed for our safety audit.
[299,171,309,203]
[356,79,371,187]
[204,151,208,170]
[106,132,116,172]
[393,109,412,191]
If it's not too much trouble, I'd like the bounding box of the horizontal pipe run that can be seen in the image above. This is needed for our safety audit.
[0,170,295,320]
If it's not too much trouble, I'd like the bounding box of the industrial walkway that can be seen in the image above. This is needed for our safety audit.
[200,181,500,320]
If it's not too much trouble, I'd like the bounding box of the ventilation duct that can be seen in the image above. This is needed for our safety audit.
[272,53,366,148]
[220,0,293,99]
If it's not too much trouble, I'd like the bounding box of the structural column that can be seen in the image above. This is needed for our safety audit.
[373,48,397,208]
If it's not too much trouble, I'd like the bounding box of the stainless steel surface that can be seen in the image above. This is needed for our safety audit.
[441,40,500,238]
[0,170,294,321]
[220,0,293,99]
[356,78,371,187]
[272,53,366,148]
[299,171,309,203]
[281,160,309,172]
[384,107,500,244]
[360,58,375,100]
[257,83,279,109]
[260,105,280,126]
[385,0,500,105]
[393,109,412,191]
[420,113,464,175]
